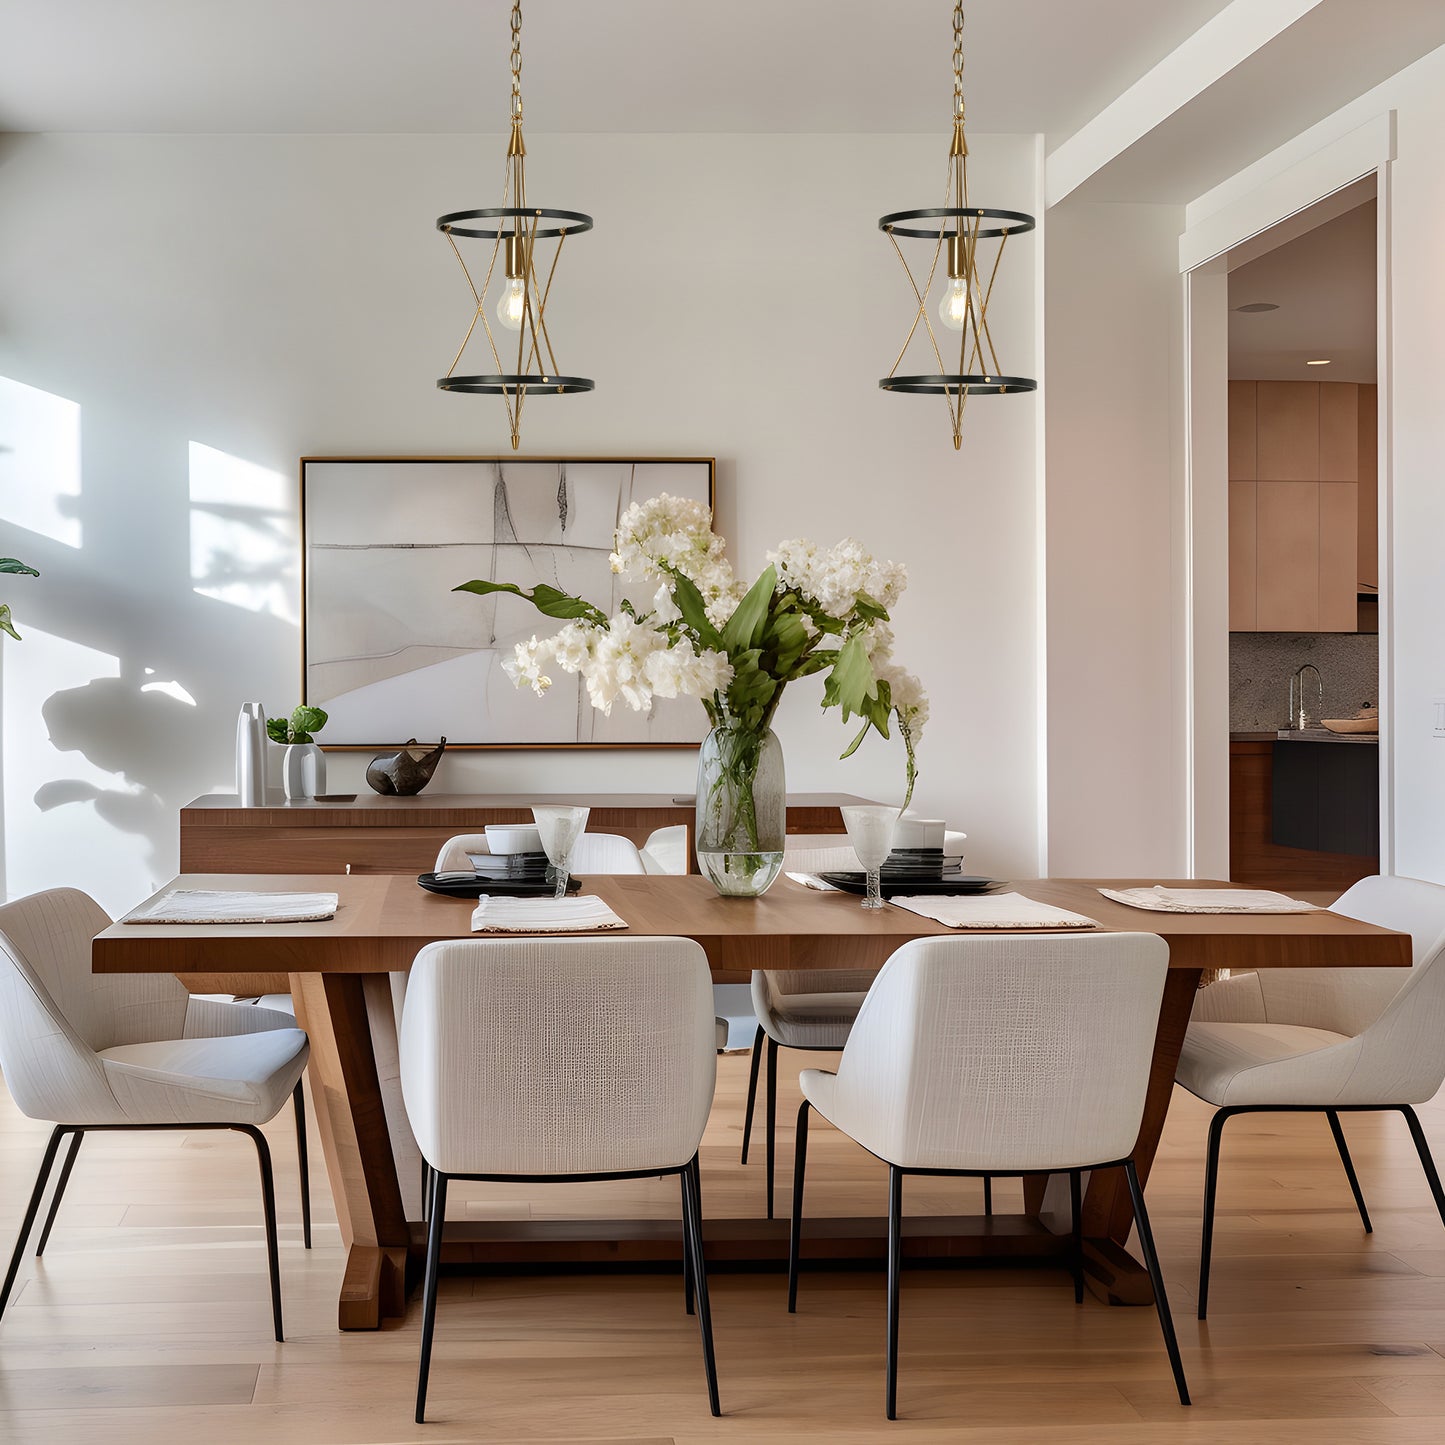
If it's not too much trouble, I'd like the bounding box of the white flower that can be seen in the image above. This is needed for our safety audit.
[878,662,929,735]
[502,636,555,696]
[645,637,734,699]
[611,493,746,623]
[768,537,907,620]
[652,584,681,625]
[548,621,596,673]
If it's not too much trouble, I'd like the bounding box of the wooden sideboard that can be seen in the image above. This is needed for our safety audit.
[178,791,864,876]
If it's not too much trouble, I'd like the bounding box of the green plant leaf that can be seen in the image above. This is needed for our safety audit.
[821,633,879,721]
[0,604,19,641]
[851,591,890,625]
[265,717,289,744]
[665,569,724,650]
[292,705,328,737]
[0,558,39,577]
[454,579,607,626]
[839,720,871,760]
[721,565,776,653]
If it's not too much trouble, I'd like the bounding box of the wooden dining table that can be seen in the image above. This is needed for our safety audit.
[92,872,1410,1330]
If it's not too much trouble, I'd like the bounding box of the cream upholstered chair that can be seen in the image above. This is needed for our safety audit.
[400,935,721,1422]
[788,932,1187,1418]
[433,831,646,875]
[640,824,689,875]
[0,889,310,1340]
[1178,873,1445,1318]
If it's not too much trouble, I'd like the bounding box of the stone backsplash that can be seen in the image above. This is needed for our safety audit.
[1229,632,1380,732]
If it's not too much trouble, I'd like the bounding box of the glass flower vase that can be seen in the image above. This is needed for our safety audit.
[694,721,786,897]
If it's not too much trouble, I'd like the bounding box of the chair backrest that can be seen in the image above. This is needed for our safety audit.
[433,831,646,875]
[399,935,716,1176]
[826,932,1169,1172]
[640,824,688,875]
[1253,875,1445,1040]
[0,888,190,1121]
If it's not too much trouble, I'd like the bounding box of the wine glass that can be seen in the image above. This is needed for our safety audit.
[532,805,590,900]
[841,805,900,910]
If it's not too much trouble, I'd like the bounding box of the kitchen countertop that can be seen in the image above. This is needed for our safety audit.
[1230,729,1379,745]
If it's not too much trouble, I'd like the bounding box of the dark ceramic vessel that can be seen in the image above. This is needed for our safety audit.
[365,737,447,796]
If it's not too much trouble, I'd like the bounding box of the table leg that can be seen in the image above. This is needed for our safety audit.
[291,972,412,1329]
[1023,968,1202,1305]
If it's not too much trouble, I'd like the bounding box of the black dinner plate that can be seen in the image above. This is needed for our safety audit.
[818,871,1000,898]
[417,871,581,899]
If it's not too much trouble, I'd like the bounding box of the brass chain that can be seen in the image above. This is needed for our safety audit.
[951,1,965,117]
[510,1,524,119]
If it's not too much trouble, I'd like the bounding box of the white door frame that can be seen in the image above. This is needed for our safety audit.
[1178,114,1396,876]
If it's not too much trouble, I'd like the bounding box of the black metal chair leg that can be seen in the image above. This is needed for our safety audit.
[1399,1106,1445,1230]
[983,1174,993,1216]
[740,1025,765,1164]
[415,1171,448,1424]
[292,1082,312,1249]
[1069,1169,1084,1303]
[1324,1109,1372,1233]
[788,1101,810,1313]
[421,1160,433,1223]
[1124,1159,1190,1407]
[35,1129,85,1258]
[1198,1106,1233,1320]
[765,1036,779,1220]
[682,1157,722,1416]
[681,1167,695,1316]
[236,1125,284,1342]
[0,1126,69,1320]
[885,1165,903,1420]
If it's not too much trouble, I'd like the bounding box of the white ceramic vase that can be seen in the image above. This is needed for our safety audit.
[282,742,326,800]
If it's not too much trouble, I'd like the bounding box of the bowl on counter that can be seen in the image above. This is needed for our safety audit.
[484,822,543,854]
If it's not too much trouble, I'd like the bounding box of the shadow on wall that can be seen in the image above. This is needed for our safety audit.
[0,377,299,915]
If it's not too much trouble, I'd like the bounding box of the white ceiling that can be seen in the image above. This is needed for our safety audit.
[0,0,1233,140]
[1229,193,1377,383]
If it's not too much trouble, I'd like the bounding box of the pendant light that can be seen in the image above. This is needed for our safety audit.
[436,1,593,450]
[878,3,1036,450]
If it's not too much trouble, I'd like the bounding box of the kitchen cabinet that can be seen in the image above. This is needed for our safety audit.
[1228,380,1376,633]
[1271,739,1379,857]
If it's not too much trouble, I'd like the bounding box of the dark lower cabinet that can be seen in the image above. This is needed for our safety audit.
[1271,741,1379,856]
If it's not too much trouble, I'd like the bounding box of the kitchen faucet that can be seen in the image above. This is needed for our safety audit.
[1289,663,1324,730]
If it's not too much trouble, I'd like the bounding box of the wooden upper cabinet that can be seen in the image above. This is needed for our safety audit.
[1319,383,1359,482]
[1229,480,1258,630]
[1229,381,1257,480]
[1256,381,1319,481]
[1319,482,1359,631]
[1255,481,1320,631]
[1358,383,1378,591]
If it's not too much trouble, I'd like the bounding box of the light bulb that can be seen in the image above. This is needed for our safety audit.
[496,276,527,331]
[938,276,969,332]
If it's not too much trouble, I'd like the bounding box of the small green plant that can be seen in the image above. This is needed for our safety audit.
[0,557,40,641]
[266,704,329,745]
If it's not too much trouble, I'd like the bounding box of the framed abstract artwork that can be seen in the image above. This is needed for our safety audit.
[300,456,716,749]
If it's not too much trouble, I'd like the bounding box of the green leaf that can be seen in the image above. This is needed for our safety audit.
[454,579,607,626]
[721,565,776,654]
[292,705,328,737]
[0,604,19,641]
[851,591,890,625]
[0,558,39,577]
[666,569,724,650]
[839,720,871,760]
[821,633,879,721]
[265,717,289,744]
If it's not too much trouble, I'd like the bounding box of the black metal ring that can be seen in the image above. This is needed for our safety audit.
[878,373,1037,395]
[879,206,1036,240]
[437,207,594,240]
[437,374,595,395]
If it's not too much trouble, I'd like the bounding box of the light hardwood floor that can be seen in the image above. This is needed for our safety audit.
[4,1050,1445,1443]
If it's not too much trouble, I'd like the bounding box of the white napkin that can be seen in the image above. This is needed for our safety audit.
[889,892,1099,930]
[471,895,628,934]
[1098,886,1317,914]
[127,890,339,924]
[786,872,842,892]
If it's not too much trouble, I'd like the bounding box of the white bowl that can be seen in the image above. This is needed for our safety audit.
[484,823,543,854]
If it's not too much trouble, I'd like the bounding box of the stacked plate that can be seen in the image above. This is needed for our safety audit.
[819,846,998,898]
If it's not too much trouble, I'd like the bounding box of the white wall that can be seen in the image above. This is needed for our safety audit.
[0,130,1042,913]
[1043,199,1188,874]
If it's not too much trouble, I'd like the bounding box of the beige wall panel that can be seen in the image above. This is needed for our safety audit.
[1319,482,1359,633]
[1319,382,1359,482]
[1229,479,1257,631]
[1256,480,1320,631]
[1228,380,1257,481]
[1257,381,1320,481]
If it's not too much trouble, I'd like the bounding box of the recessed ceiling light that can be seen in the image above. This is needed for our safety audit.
[1306,358,1332,366]
[1233,302,1279,313]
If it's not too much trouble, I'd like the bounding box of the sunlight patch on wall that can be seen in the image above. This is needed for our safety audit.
[2,626,152,915]
[0,376,82,548]
[189,442,299,624]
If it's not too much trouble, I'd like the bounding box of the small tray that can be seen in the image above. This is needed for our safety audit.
[818,872,1000,898]
[417,872,581,899]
